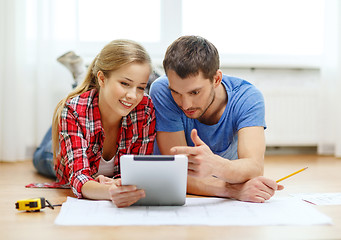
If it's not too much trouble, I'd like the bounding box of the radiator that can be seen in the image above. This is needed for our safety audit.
[262,87,318,146]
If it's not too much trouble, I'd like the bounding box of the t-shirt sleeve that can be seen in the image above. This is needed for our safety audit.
[234,85,267,131]
[149,76,184,132]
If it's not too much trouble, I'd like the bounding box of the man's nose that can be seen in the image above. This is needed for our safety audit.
[180,96,192,110]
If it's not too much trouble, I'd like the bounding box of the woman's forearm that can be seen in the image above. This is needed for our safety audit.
[81,180,111,200]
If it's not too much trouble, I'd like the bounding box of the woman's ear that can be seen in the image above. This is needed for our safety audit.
[97,71,106,87]
[213,69,223,88]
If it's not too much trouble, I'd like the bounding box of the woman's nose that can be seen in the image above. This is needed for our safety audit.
[126,87,137,100]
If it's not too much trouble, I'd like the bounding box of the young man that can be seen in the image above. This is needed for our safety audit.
[150,36,283,203]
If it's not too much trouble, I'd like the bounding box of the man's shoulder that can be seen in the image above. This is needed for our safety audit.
[150,75,169,93]
[222,74,251,88]
[222,74,260,95]
[153,74,169,83]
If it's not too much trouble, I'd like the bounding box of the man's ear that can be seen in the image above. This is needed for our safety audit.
[97,71,106,87]
[213,69,223,88]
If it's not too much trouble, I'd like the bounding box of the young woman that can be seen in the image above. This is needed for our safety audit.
[52,39,156,207]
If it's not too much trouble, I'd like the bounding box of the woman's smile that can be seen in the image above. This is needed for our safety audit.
[120,100,133,109]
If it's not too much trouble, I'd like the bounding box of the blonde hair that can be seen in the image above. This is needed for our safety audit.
[52,39,151,161]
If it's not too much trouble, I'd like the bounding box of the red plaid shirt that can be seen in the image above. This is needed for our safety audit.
[55,89,156,198]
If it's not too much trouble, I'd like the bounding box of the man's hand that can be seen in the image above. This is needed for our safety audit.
[108,179,145,208]
[171,129,219,178]
[227,176,284,203]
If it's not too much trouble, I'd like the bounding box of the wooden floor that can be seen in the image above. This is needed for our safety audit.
[1,154,341,240]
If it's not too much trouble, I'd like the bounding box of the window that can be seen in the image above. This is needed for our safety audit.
[28,0,325,67]
[183,0,324,56]
[78,0,160,42]
[182,0,325,67]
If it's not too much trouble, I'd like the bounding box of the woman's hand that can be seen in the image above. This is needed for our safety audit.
[108,179,146,208]
[95,175,115,185]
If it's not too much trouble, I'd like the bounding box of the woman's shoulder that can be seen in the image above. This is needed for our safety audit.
[67,89,98,107]
[122,94,155,127]
[136,94,154,110]
[130,94,154,118]
[64,89,99,117]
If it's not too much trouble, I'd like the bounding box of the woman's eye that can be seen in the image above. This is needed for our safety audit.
[138,87,145,91]
[121,82,129,86]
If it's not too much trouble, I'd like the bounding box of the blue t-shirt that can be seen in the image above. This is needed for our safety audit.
[149,74,266,160]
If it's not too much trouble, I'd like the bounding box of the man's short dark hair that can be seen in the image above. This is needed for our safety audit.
[163,35,220,81]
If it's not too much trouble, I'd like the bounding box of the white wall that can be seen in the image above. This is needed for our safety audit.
[318,0,341,157]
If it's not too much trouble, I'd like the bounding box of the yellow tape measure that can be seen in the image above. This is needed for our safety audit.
[15,197,61,212]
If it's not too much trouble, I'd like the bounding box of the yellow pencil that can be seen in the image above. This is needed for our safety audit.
[276,167,308,183]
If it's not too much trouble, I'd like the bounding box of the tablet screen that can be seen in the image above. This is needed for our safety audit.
[120,155,188,206]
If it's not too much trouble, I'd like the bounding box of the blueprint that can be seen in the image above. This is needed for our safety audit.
[55,197,332,226]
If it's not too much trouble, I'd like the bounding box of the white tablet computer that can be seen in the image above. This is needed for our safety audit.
[120,155,188,206]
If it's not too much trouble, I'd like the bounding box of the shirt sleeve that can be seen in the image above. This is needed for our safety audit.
[149,76,184,132]
[58,105,95,198]
[234,85,267,131]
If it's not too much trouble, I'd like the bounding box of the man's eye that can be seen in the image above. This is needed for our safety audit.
[121,82,129,86]
[191,91,199,95]
[170,90,179,95]
[138,87,145,91]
